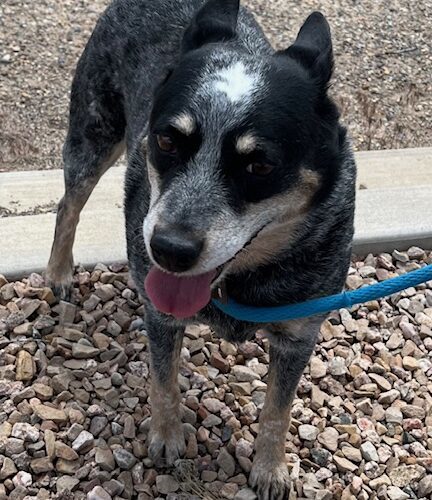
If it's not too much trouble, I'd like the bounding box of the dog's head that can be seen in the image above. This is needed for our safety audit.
[143,0,342,318]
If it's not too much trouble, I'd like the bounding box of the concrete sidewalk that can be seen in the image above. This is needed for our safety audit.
[1,147,431,277]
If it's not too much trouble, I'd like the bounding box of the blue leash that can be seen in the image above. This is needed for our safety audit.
[212,263,432,323]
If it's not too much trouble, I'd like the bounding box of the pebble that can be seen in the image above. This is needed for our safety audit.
[87,485,113,500]
[0,457,17,479]
[156,475,179,494]
[113,448,137,470]
[72,430,94,452]
[34,404,67,423]
[310,356,327,378]
[333,456,358,473]
[387,486,410,500]
[318,428,339,452]
[218,448,236,476]
[388,465,426,488]
[298,424,319,441]
[15,350,34,380]
[360,442,379,462]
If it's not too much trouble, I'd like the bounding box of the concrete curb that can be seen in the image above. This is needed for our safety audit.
[1,147,431,278]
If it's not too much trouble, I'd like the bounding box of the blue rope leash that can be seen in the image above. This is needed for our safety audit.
[212,264,432,323]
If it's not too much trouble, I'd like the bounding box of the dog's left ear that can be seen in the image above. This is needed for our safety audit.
[182,0,240,53]
[282,12,333,87]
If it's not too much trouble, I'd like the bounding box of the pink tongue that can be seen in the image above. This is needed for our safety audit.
[145,266,216,319]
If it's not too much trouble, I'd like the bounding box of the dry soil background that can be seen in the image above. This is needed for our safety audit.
[0,0,431,171]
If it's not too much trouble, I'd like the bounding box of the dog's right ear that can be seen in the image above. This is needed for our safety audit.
[282,12,333,88]
[181,0,240,53]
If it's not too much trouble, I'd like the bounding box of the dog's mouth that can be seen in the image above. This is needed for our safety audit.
[144,225,267,320]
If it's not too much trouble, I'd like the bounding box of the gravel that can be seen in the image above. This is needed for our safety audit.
[0,0,431,172]
[1,249,432,498]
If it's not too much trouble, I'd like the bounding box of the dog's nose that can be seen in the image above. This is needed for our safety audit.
[150,227,204,273]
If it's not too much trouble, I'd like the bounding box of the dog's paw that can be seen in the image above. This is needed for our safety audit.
[148,423,186,467]
[249,460,291,500]
[45,269,73,301]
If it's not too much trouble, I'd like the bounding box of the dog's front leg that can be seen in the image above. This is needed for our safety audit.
[250,321,319,500]
[146,311,186,466]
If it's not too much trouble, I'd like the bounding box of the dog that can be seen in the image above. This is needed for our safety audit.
[46,0,356,497]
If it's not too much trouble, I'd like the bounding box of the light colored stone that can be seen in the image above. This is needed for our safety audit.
[16,350,34,380]
[34,404,67,423]
[156,475,179,494]
[389,465,426,488]
[310,357,327,378]
[298,424,319,441]
[333,456,358,473]
[72,430,94,452]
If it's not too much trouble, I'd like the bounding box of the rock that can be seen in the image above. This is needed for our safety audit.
[55,441,79,460]
[0,457,17,480]
[72,343,100,359]
[387,486,410,500]
[234,488,258,500]
[16,350,34,380]
[388,465,426,488]
[418,475,432,498]
[368,373,391,391]
[341,445,362,463]
[123,415,136,439]
[235,438,253,459]
[44,429,56,460]
[72,430,94,452]
[96,447,115,472]
[328,357,347,376]
[87,485,113,500]
[202,414,222,427]
[318,428,339,452]
[56,476,79,493]
[113,448,137,470]
[369,475,391,489]
[298,424,319,441]
[387,331,404,349]
[11,423,39,442]
[333,456,358,473]
[401,405,426,419]
[13,470,32,488]
[203,398,225,413]
[360,442,379,462]
[311,448,331,467]
[310,357,327,378]
[231,365,260,382]
[386,407,403,424]
[32,383,53,399]
[58,301,77,324]
[407,246,426,260]
[378,389,400,405]
[210,352,230,373]
[0,422,12,439]
[34,404,67,423]
[217,448,236,476]
[156,475,179,494]
[402,356,419,371]
[30,457,54,474]
[5,437,25,455]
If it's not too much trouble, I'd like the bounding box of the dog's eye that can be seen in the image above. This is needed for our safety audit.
[245,162,274,176]
[156,134,177,154]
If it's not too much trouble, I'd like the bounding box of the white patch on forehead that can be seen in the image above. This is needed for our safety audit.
[212,61,258,103]
[171,113,195,135]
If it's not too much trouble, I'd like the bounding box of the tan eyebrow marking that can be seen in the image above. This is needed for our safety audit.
[236,133,258,154]
[171,113,196,135]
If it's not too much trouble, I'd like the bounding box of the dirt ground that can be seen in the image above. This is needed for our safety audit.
[0,0,431,172]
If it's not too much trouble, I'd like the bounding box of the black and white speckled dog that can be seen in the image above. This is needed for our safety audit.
[47,0,356,497]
